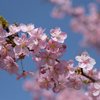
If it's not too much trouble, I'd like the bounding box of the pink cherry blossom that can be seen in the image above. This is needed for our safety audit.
[53,80,66,93]
[75,51,96,70]
[56,88,89,100]
[13,33,29,56]
[63,60,74,77]
[0,44,15,59]
[49,62,65,80]
[50,27,67,43]
[51,7,64,19]
[3,56,19,74]
[39,50,57,66]
[0,25,6,44]
[9,24,20,33]
[28,37,46,54]
[16,71,34,80]
[92,82,100,97]
[73,7,85,16]
[46,39,59,53]
[28,27,47,42]
[0,25,6,37]
[27,27,47,54]
[56,45,66,58]
[20,23,34,32]
[0,60,4,69]
[37,77,52,90]
[23,79,42,94]
[66,76,82,90]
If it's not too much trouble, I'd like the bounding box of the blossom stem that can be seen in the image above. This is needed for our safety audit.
[55,59,60,63]
[21,59,25,72]
[80,68,97,82]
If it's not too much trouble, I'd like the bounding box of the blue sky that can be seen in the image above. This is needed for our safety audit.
[0,0,100,100]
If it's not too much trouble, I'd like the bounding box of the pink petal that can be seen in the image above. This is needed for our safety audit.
[14,37,22,45]
[14,45,22,55]
[40,58,46,65]
[93,90,100,96]
[47,59,55,66]
[94,83,100,89]
[60,32,67,39]
[23,47,29,56]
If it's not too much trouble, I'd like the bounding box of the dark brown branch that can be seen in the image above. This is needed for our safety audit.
[80,68,97,82]
[55,59,60,63]
[55,59,97,83]
[3,26,9,33]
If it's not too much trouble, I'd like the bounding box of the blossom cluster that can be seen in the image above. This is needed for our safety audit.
[48,0,85,19]
[0,21,100,100]
[70,3,100,53]
[23,74,89,100]
[0,23,67,80]
[48,0,100,54]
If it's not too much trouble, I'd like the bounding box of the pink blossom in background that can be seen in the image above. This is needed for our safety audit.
[48,0,65,4]
[37,77,52,90]
[49,0,100,53]
[16,71,34,80]
[23,76,55,100]
[87,83,99,100]
[23,76,89,100]
[66,76,83,90]
[51,7,64,19]
[56,88,89,100]
[73,7,85,16]
[92,82,100,97]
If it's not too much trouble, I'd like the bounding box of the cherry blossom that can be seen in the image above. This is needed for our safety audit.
[28,27,47,42]
[0,18,100,100]
[66,76,83,90]
[13,33,30,56]
[46,39,59,53]
[49,62,65,80]
[50,27,67,43]
[37,77,52,90]
[20,23,34,32]
[0,25,6,37]
[9,24,20,33]
[0,44,15,59]
[39,50,57,66]
[3,56,19,75]
[75,51,96,70]
[92,82,100,97]
[16,71,34,80]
